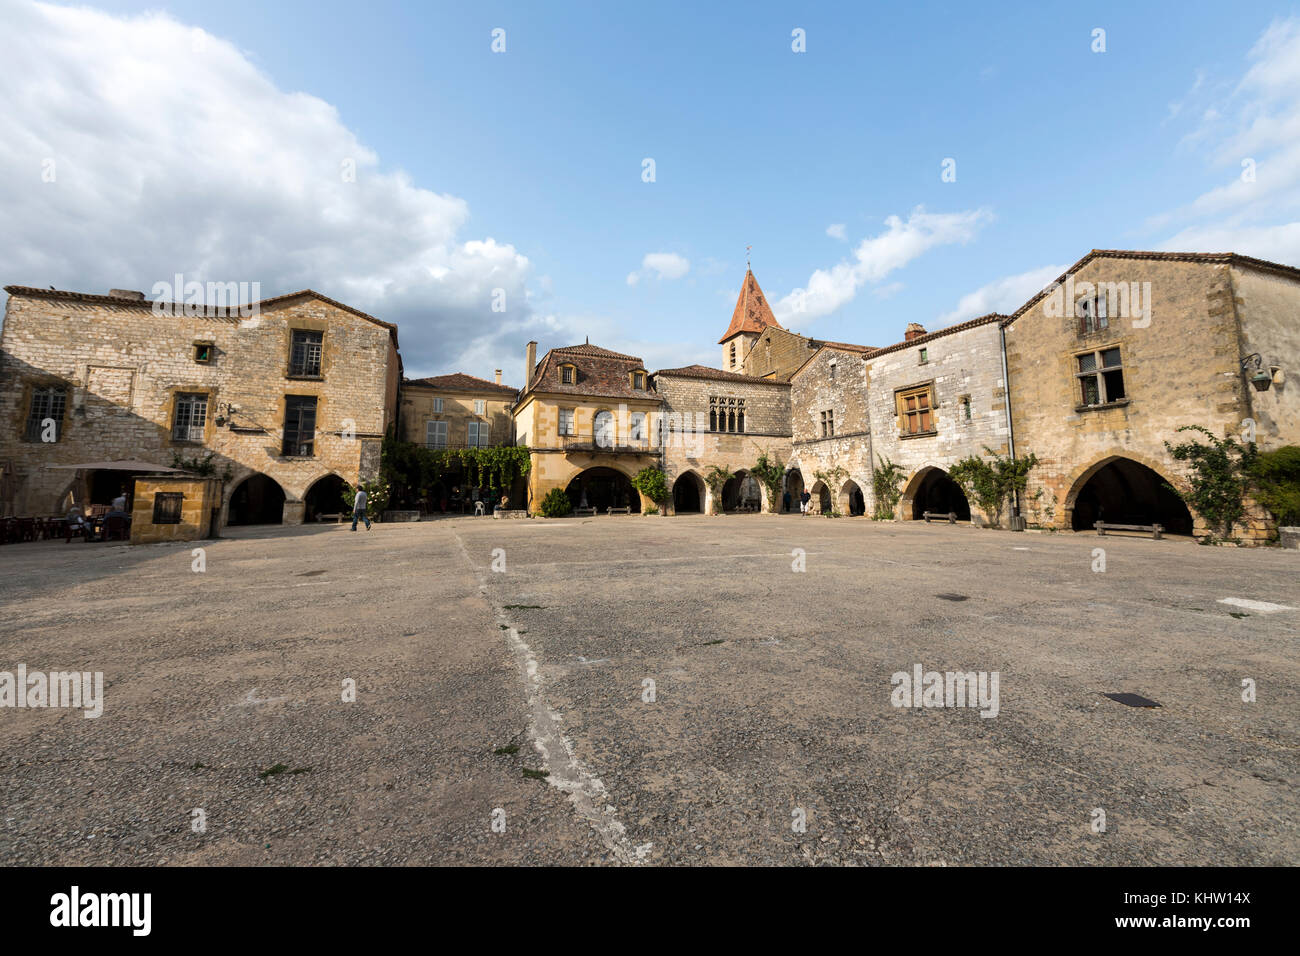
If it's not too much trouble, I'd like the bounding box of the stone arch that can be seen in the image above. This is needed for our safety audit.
[303,472,347,521]
[784,467,805,512]
[225,471,286,525]
[809,480,832,514]
[671,469,704,514]
[720,468,761,512]
[1064,453,1194,534]
[564,465,641,514]
[902,465,971,521]
[839,478,866,516]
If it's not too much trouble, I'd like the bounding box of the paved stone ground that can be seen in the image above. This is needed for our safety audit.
[1,515,1296,865]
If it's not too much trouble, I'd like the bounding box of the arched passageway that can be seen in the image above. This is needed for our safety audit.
[1070,458,1193,534]
[910,468,971,521]
[810,481,832,514]
[841,479,866,516]
[672,472,703,514]
[228,473,286,525]
[304,474,346,521]
[565,467,640,514]
[721,470,761,512]
[784,469,805,512]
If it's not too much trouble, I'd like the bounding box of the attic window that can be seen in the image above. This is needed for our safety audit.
[919,348,928,364]
[560,364,575,385]
[631,370,646,390]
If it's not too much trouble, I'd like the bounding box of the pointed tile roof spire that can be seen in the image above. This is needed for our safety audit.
[718,268,783,343]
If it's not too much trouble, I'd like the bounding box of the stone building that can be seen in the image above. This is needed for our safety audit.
[861,316,1012,522]
[0,286,400,526]
[398,371,520,509]
[1003,250,1300,540]
[788,343,874,514]
[512,341,661,513]
[652,365,791,514]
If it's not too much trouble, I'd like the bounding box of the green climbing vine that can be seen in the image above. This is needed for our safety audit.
[749,453,785,513]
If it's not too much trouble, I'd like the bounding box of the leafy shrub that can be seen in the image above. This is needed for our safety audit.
[538,487,571,518]
[1248,445,1300,527]
[1165,425,1255,538]
[631,466,668,505]
[750,454,785,513]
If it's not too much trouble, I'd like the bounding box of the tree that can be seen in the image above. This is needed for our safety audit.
[948,447,1039,527]
[1248,445,1300,528]
[538,487,571,518]
[871,455,906,520]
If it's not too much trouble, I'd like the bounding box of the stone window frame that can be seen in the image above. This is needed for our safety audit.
[820,408,835,438]
[708,395,745,434]
[729,342,737,368]
[21,380,69,443]
[170,391,211,444]
[896,380,938,439]
[593,408,616,448]
[193,340,215,365]
[281,394,319,458]
[151,492,184,525]
[288,328,325,379]
[1076,294,1110,335]
[958,393,973,423]
[559,363,577,385]
[629,368,647,390]
[558,407,576,436]
[918,347,929,365]
[1074,345,1128,410]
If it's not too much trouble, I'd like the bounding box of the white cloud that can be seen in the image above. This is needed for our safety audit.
[1157,221,1300,264]
[0,1,539,379]
[775,207,992,322]
[627,252,690,285]
[1150,17,1300,250]
[826,223,847,240]
[937,264,1067,325]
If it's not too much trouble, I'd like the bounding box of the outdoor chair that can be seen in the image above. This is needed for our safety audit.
[104,515,129,541]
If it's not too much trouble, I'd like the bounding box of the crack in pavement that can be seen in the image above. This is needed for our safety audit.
[451,529,649,865]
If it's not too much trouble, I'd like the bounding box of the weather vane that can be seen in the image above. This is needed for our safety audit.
[746,244,752,268]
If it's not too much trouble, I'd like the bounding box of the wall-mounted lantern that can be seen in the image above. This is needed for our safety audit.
[1242,353,1274,392]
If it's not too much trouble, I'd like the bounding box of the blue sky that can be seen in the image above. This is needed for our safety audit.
[4,0,1299,379]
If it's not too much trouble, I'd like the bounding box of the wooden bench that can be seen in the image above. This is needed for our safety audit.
[923,511,958,524]
[573,507,597,517]
[1095,521,1164,539]
[315,513,344,523]
[606,506,631,515]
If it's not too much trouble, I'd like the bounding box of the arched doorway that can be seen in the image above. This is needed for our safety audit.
[784,469,805,512]
[672,471,703,514]
[810,481,831,514]
[909,468,971,521]
[720,470,760,512]
[565,467,640,514]
[840,479,866,516]
[1070,458,1193,534]
[304,474,345,521]
[227,473,285,525]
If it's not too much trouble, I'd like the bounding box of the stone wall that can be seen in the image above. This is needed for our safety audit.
[0,290,399,523]
[130,475,222,544]
[789,347,874,515]
[863,319,1009,520]
[654,371,792,513]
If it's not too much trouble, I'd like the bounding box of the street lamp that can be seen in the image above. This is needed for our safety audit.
[1242,353,1273,392]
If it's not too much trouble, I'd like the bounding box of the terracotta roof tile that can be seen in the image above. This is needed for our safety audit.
[718,269,784,343]
[405,372,517,395]
[525,343,654,400]
[652,364,791,386]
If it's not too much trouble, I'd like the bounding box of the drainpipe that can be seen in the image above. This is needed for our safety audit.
[999,323,1020,519]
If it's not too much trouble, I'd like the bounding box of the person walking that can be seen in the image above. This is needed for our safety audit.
[800,490,811,514]
[783,491,791,513]
[351,487,372,531]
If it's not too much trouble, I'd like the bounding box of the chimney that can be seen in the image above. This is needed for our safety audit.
[904,322,927,342]
[494,369,502,385]
[525,341,537,387]
[109,289,146,301]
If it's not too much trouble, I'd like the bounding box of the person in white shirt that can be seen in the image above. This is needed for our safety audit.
[351,488,372,531]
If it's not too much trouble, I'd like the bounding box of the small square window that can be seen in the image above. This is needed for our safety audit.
[474,399,486,416]
[152,492,183,524]
[919,348,928,364]
[194,343,213,364]
[433,397,444,413]
[561,366,574,385]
